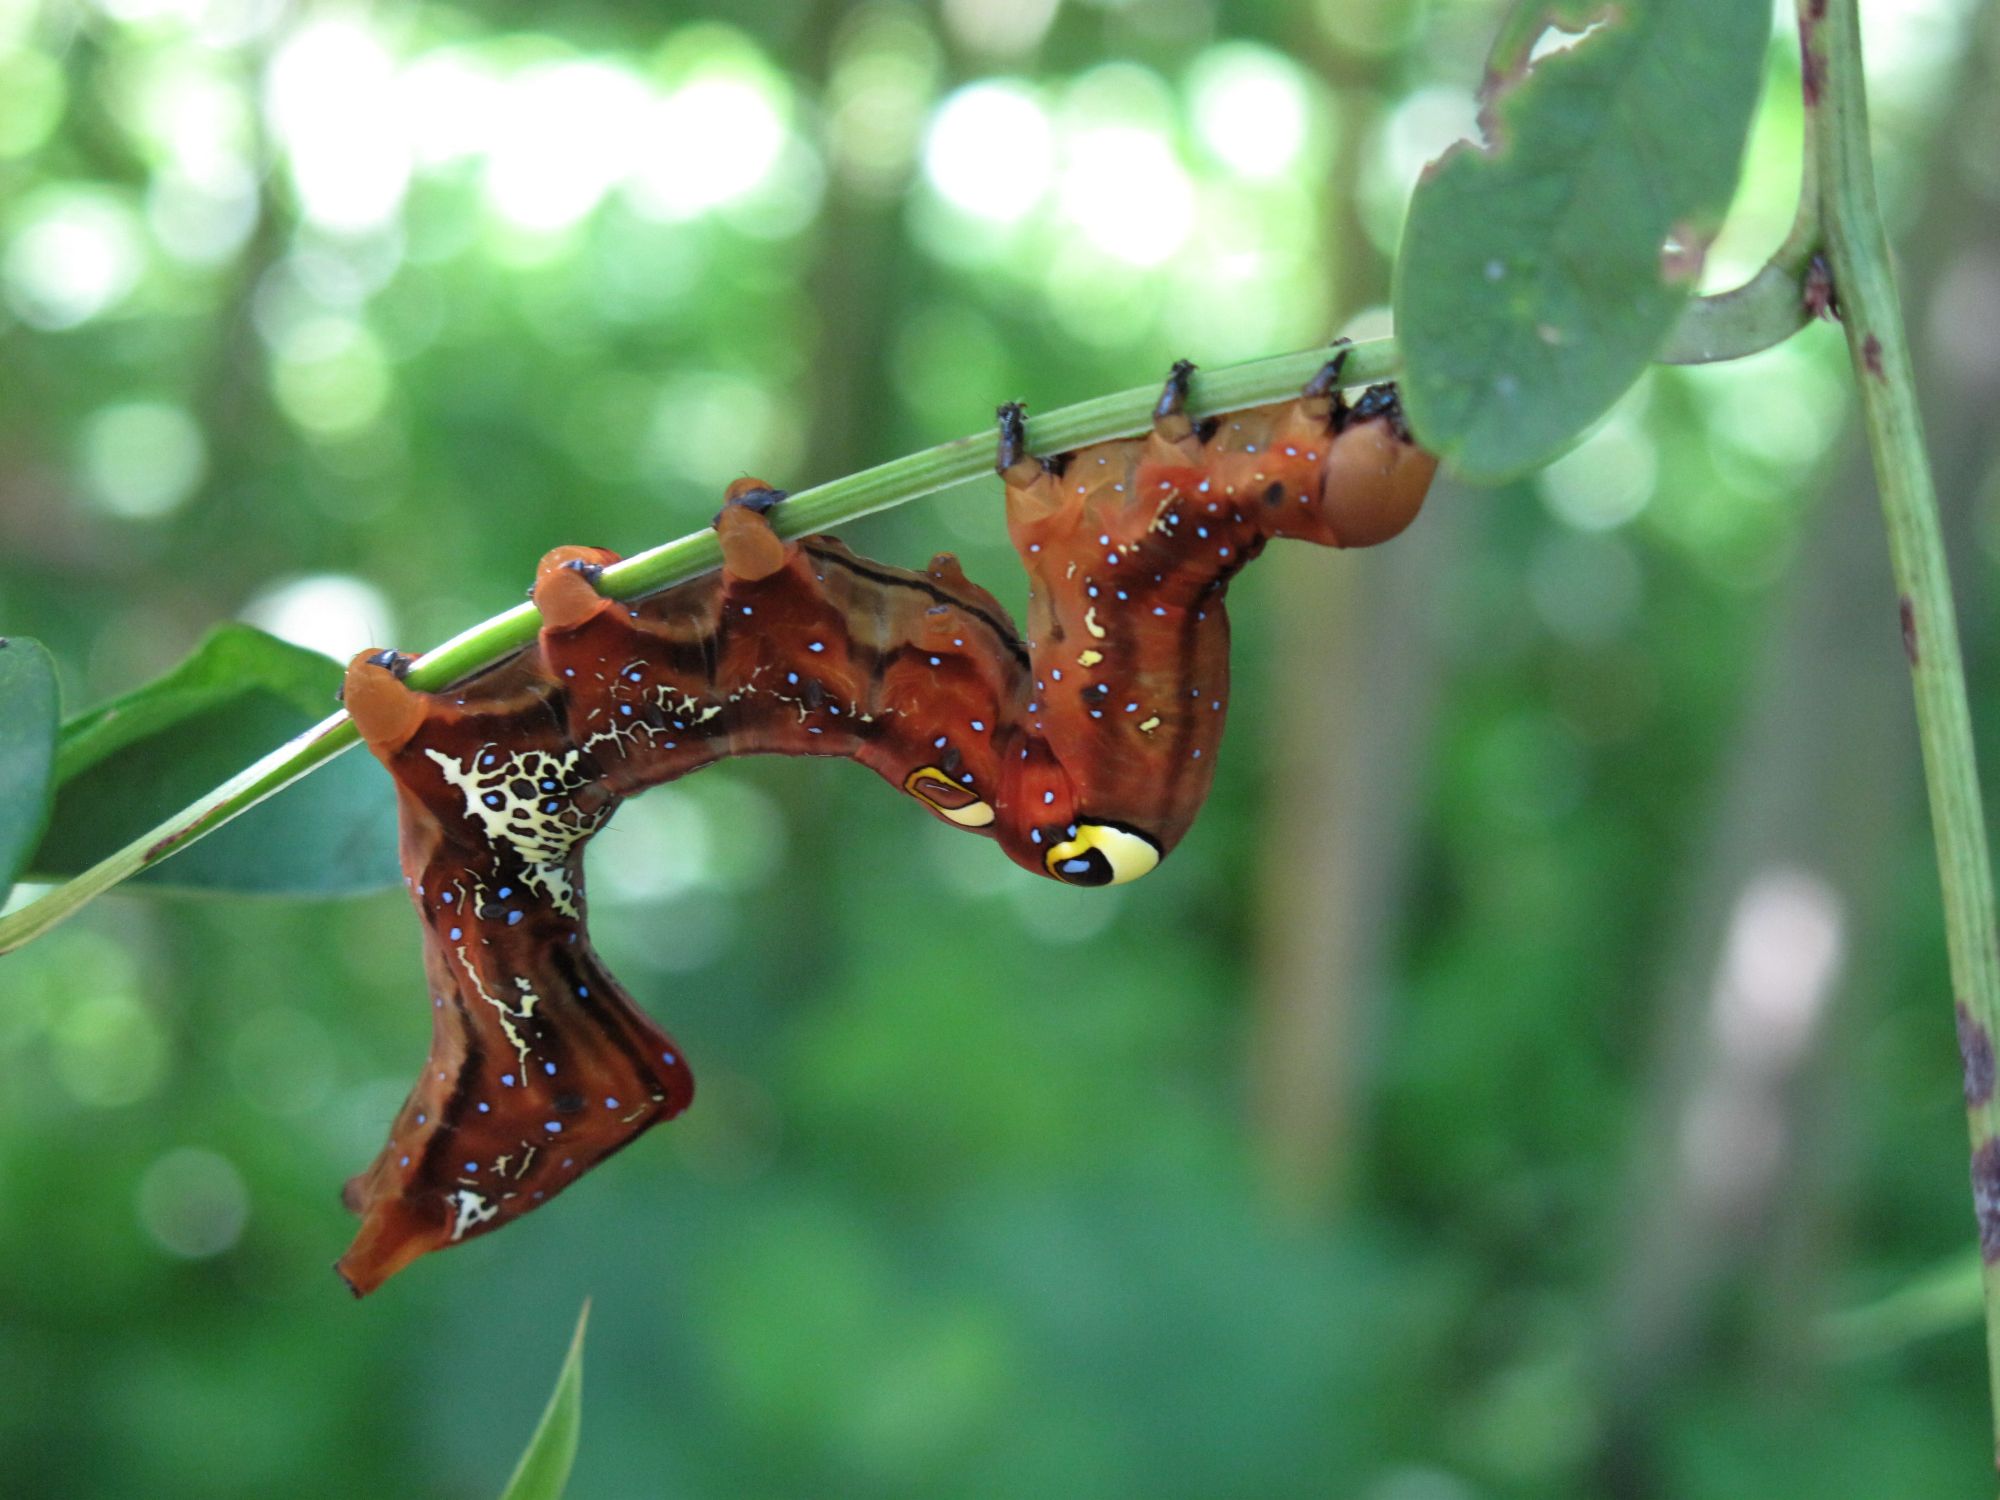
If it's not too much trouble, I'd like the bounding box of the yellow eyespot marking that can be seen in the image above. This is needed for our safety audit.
[1077,649,1103,667]
[903,765,995,828]
[1045,822,1161,887]
[1137,715,1161,733]
[1084,606,1107,640]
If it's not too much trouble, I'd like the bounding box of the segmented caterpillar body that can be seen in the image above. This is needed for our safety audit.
[335,357,1436,1293]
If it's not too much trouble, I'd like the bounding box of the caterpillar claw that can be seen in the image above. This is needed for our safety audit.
[1152,358,1197,443]
[1301,340,1353,402]
[342,649,427,753]
[997,401,1066,523]
[1346,381,1415,443]
[714,482,791,581]
[534,545,622,631]
[995,401,1045,486]
[718,477,789,518]
[1301,342,1355,431]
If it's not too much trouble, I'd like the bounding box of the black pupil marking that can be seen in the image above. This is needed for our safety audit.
[1058,849,1114,886]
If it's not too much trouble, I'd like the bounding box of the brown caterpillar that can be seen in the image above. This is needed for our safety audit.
[335,354,1436,1294]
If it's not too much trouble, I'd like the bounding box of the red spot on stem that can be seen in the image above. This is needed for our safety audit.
[1961,1001,1994,1105]
[1804,255,1839,322]
[1974,1139,2000,1261]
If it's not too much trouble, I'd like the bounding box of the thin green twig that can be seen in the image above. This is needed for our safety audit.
[1805,0,2000,1452]
[1660,38,1823,366]
[0,340,1397,956]
[1664,13,1824,372]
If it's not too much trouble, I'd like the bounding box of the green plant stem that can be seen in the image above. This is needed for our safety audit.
[1805,0,2000,1450]
[0,340,1397,956]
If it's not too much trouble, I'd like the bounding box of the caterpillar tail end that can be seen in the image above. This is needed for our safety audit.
[1320,383,1436,548]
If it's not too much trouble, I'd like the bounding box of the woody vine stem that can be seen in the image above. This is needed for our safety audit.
[4,3,1998,1453]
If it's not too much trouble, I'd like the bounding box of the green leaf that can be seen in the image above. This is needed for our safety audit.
[56,622,336,780]
[0,637,60,900]
[1393,0,1770,481]
[31,625,399,895]
[499,1301,589,1500]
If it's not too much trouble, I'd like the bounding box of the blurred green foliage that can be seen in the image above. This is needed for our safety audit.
[3,0,2000,1496]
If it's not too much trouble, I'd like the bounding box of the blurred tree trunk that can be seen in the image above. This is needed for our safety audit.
[1248,9,1445,1219]
[1591,20,2000,1492]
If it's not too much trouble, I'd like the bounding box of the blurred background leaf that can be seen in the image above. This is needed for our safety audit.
[1394,0,1770,479]
[29,625,398,894]
[0,635,59,897]
[498,1303,588,1500]
[55,623,333,778]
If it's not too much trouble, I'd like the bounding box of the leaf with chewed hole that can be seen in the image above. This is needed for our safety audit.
[498,1302,589,1500]
[1393,0,1770,481]
[31,624,398,894]
[0,637,60,901]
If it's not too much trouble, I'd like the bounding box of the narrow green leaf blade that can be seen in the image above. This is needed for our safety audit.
[56,623,338,781]
[0,637,60,898]
[31,626,398,895]
[1393,0,1770,480]
[499,1302,590,1500]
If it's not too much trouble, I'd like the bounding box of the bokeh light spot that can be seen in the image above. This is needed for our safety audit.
[1188,44,1314,180]
[52,991,170,1108]
[923,82,1051,224]
[1537,403,1658,532]
[79,401,208,520]
[485,61,650,233]
[628,74,789,220]
[136,1148,250,1259]
[265,18,410,234]
[240,572,394,660]
[270,316,392,435]
[1057,124,1193,267]
[3,188,146,329]
[941,0,1059,57]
